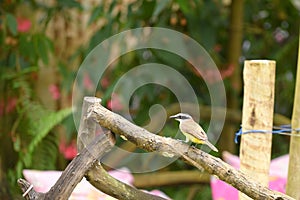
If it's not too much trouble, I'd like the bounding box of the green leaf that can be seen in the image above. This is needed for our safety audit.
[33,34,51,65]
[23,107,72,166]
[20,35,35,60]
[174,0,193,16]
[6,13,17,36]
[152,0,171,19]
[57,0,83,9]
[32,133,58,170]
[88,5,103,25]
[38,37,49,64]
[13,135,21,151]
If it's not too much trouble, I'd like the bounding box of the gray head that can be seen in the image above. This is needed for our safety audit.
[169,113,193,122]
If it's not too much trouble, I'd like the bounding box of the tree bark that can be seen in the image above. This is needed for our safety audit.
[18,132,115,200]
[18,96,168,200]
[89,101,294,200]
[86,162,167,200]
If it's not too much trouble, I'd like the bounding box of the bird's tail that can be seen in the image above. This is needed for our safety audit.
[205,140,218,152]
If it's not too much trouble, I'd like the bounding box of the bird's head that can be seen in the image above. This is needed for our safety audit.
[169,113,193,122]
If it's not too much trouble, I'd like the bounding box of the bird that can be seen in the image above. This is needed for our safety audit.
[170,113,218,152]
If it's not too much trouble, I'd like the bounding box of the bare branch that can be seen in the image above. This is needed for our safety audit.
[18,178,45,200]
[18,132,115,200]
[89,101,294,200]
[19,95,168,200]
[86,162,168,200]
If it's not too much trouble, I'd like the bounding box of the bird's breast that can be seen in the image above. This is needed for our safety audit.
[182,132,205,144]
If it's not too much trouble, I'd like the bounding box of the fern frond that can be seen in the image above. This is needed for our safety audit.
[31,132,58,170]
[22,107,72,167]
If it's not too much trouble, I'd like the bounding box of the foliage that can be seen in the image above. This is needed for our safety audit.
[0,0,299,199]
[0,1,73,198]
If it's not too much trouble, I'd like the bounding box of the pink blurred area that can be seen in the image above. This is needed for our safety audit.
[48,84,61,100]
[17,17,31,33]
[211,151,288,200]
[23,168,170,200]
[107,93,124,111]
[59,139,77,160]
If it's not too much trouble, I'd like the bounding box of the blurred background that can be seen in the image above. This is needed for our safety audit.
[0,0,299,199]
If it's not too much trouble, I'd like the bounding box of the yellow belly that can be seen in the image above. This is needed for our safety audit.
[182,132,205,144]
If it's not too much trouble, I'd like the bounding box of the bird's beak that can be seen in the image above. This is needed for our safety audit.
[169,115,177,119]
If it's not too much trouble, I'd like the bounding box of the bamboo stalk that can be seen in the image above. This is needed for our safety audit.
[286,33,300,199]
[239,60,276,200]
[220,0,244,153]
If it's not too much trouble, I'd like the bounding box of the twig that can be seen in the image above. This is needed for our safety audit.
[18,132,115,200]
[18,179,45,200]
[89,100,295,200]
[86,162,168,200]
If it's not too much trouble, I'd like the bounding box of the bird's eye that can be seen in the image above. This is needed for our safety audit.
[179,115,182,119]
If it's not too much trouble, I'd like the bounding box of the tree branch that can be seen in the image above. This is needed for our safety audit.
[18,178,45,200]
[86,162,167,200]
[89,100,294,200]
[18,132,115,200]
[19,95,168,200]
[79,97,168,200]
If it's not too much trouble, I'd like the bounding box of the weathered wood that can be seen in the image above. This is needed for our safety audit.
[86,162,167,200]
[89,101,294,200]
[286,36,300,199]
[18,132,115,200]
[18,132,167,200]
[19,95,168,200]
[239,60,276,200]
[77,96,102,151]
[18,179,45,200]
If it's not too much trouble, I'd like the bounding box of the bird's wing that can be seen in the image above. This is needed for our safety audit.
[180,120,208,141]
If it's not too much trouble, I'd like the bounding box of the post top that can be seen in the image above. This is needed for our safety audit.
[245,60,276,63]
[83,96,102,103]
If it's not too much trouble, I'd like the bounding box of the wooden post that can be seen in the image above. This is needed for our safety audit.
[77,96,101,151]
[286,35,300,199]
[239,60,276,199]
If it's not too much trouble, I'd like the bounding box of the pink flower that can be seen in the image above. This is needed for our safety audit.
[221,63,235,79]
[211,152,289,200]
[0,100,4,116]
[49,84,61,100]
[6,97,17,113]
[100,77,110,89]
[17,18,31,33]
[107,93,123,111]
[23,168,171,199]
[0,97,17,116]
[196,64,235,84]
[109,167,134,185]
[83,73,94,91]
[213,44,222,53]
[59,139,77,160]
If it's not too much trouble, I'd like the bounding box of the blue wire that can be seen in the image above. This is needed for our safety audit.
[234,125,300,144]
